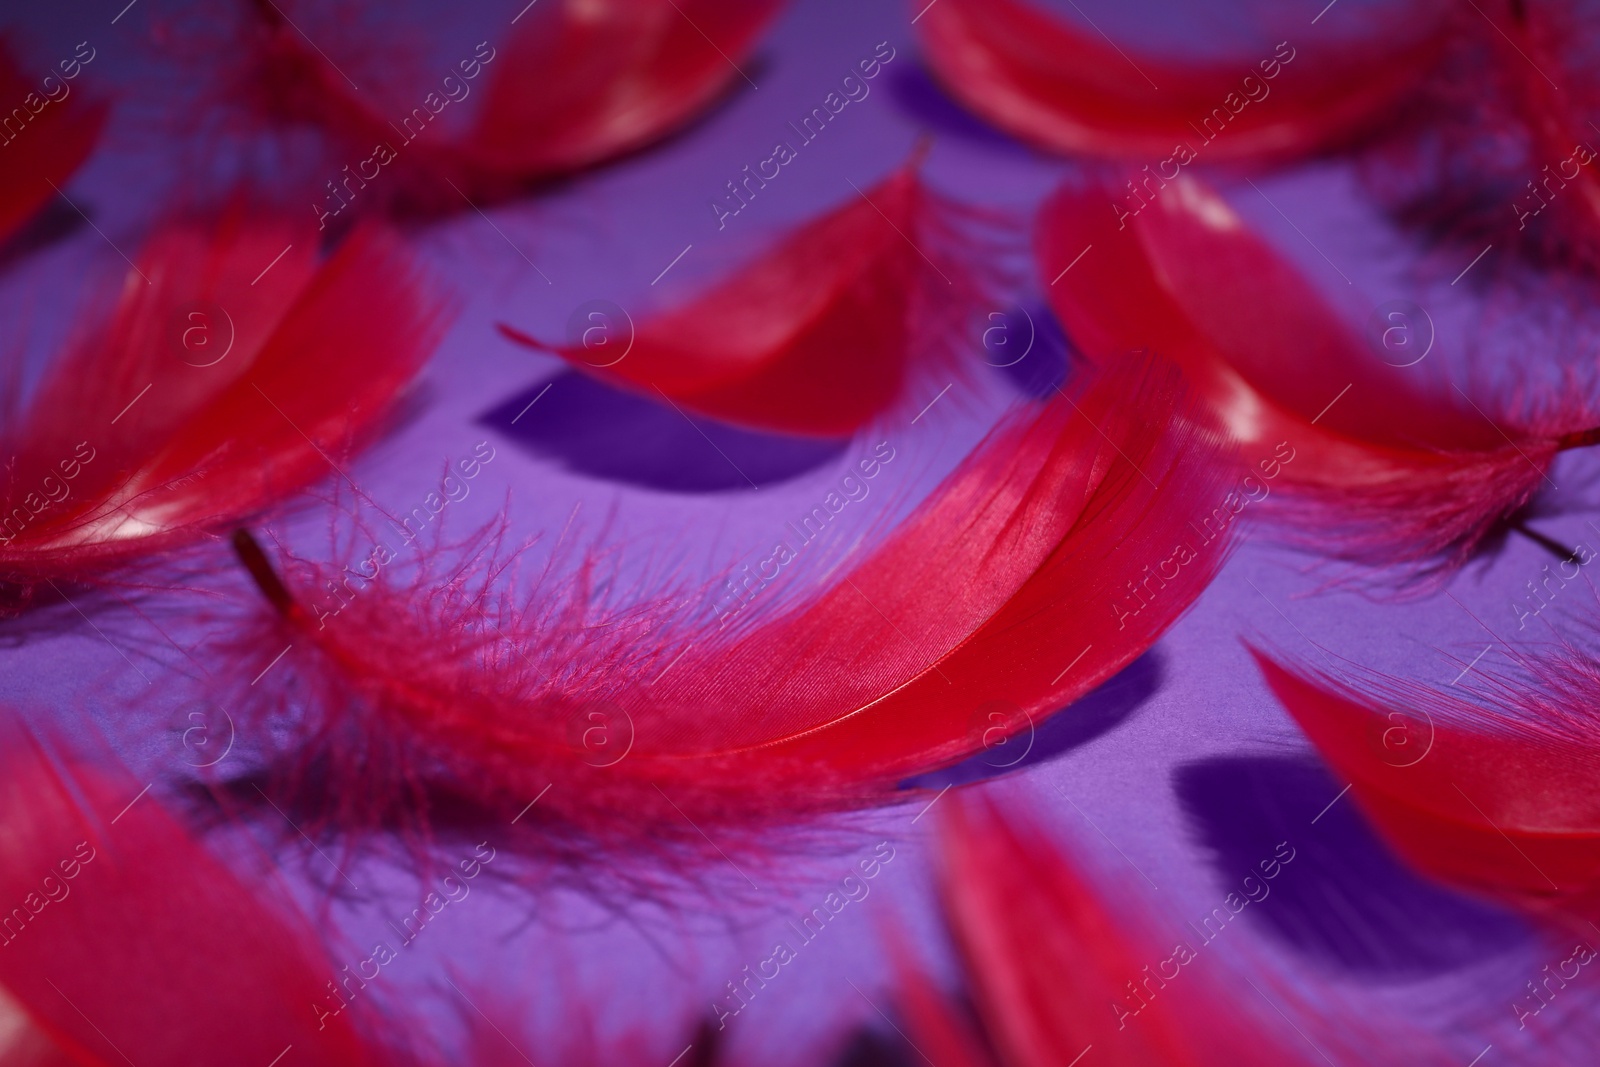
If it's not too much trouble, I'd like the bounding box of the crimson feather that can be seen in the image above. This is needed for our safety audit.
[1360,0,1600,276]
[217,352,1235,857]
[895,789,1425,1067]
[1253,643,1600,927]
[0,38,106,248]
[913,0,1446,166]
[1038,172,1599,581]
[496,155,999,436]
[0,208,449,612]
[0,720,386,1066]
[237,0,783,216]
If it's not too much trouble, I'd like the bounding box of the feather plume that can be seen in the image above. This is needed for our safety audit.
[0,38,106,248]
[1037,171,1600,581]
[0,719,387,1066]
[913,0,1446,166]
[1253,642,1600,927]
[497,154,1000,436]
[0,208,449,612]
[1360,0,1600,276]
[235,0,783,216]
[214,352,1236,858]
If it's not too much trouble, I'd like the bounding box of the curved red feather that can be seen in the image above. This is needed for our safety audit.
[218,352,1236,852]
[0,208,449,610]
[913,0,1447,165]
[0,721,382,1066]
[1037,172,1589,577]
[0,38,106,247]
[1253,645,1600,925]
[240,0,783,214]
[497,157,996,436]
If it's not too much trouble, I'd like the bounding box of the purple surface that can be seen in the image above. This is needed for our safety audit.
[3,0,1598,1063]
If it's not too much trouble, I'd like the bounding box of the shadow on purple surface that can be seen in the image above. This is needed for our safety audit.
[901,649,1164,791]
[1174,755,1530,980]
[479,371,850,493]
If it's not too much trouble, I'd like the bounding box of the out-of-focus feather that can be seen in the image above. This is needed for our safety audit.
[914,0,1446,166]
[0,208,449,612]
[0,720,383,1066]
[0,39,106,248]
[1038,172,1596,580]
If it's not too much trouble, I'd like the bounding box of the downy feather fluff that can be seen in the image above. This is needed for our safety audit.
[1038,172,1600,581]
[217,353,1236,857]
[0,38,106,249]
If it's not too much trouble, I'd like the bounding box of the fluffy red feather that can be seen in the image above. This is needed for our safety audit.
[0,38,106,248]
[217,353,1236,856]
[1253,643,1600,927]
[1038,172,1599,580]
[913,0,1447,166]
[1361,0,1600,275]
[0,719,385,1066]
[237,0,783,215]
[497,155,997,436]
[0,208,449,612]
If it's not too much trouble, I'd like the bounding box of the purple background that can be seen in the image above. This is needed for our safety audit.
[5,0,1599,1062]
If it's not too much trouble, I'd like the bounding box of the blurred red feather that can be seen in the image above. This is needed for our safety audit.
[914,0,1446,166]
[0,38,106,248]
[0,208,449,612]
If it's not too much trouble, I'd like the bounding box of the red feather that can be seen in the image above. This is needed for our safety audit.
[0,38,106,247]
[1361,0,1600,275]
[1037,172,1598,581]
[0,719,385,1066]
[1253,643,1600,927]
[237,0,783,215]
[497,154,999,436]
[0,208,449,612]
[897,789,1438,1067]
[913,0,1447,166]
[216,352,1236,856]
